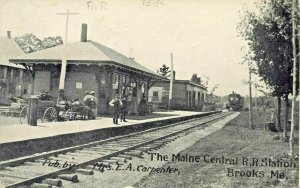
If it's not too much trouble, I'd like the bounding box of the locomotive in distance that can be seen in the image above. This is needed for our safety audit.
[225,91,244,111]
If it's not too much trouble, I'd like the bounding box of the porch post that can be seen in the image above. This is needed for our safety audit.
[59,59,67,90]
[19,70,24,84]
[3,67,7,79]
[9,69,14,95]
[19,70,24,96]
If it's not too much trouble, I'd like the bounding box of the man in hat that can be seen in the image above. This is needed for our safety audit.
[83,91,91,103]
[40,91,46,101]
[57,89,68,116]
[120,95,128,122]
[89,91,98,119]
[44,91,52,101]
[83,91,93,119]
[109,94,123,124]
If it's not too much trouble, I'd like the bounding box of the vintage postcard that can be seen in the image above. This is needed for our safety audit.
[0,0,299,187]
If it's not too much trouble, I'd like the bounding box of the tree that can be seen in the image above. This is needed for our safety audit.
[210,84,219,95]
[237,0,299,140]
[290,0,299,157]
[41,36,63,48]
[190,74,202,85]
[158,64,171,77]
[15,33,63,53]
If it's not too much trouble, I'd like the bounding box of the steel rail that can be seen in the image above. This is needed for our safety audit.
[2,111,233,188]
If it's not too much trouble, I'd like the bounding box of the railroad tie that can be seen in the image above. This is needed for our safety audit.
[105,143,132,147]
[110,157,127,163]
[124,151,143,158]
[57,154,88,162]
[100,160,125,166]
[77,150,106,157]
[138,146,152,150]
[116,154,133,160]
[42,179,62,187]
[91,146,118,152]
[35,159,47,163]
[58,174,79,183]
[30,183,52,188]
[102,146,127,151]
[119,139,144,143]
[154,142,167,146]
[128,150,143,154]
[24,161,40,166]
[48,156,70,161]
[63,153,94,159]
[82,149,111,155]
[102,159,118,164]
[75,168,94,175]
[85,165,96,169]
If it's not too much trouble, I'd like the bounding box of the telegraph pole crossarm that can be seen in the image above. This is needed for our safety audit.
[56,9,79,43]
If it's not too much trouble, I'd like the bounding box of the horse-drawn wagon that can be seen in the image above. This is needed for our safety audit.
[20,100,58,124]
[19,98,90,124]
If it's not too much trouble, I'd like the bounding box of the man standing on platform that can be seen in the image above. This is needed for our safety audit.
[120,95,128,122]
[90,91,98,119]
[83,91,93,119]
[83,91,91,102]
[109,94,123,124]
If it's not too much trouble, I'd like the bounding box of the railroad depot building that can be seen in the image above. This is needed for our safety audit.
[148,80,207,111]
[10,24,164,115]
[0,31,30,105]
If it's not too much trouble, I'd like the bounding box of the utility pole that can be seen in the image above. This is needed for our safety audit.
[57,9,79,43]
[168,53,174,111]
[254,78,257,109]
[289,0,299,157]
[249,68,254,129]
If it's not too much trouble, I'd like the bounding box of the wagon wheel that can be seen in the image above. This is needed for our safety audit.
[20,105,28,124]
[79,107,89,120]
[65,109,74,121]
[42,107,58,123]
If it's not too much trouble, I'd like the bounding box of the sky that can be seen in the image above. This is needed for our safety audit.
[0,0,260,96]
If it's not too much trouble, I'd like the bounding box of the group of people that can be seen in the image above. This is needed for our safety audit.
[41,89,129,123]
[83,92,128,124]
[83,91,128,124]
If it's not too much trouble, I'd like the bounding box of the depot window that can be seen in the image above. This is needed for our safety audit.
[153,91,158,97]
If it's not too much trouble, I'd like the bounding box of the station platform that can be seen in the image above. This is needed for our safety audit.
[0,111,220,161]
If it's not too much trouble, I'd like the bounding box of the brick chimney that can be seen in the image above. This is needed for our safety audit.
[81,24,87,42]
[7,31,11,39]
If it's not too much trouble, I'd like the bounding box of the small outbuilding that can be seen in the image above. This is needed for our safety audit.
[148,80,207,111]
[0,31,30,105]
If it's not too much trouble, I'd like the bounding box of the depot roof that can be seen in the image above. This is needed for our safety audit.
[9,40,163,78]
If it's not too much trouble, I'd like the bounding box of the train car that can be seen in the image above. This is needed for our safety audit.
[226,92,244,111]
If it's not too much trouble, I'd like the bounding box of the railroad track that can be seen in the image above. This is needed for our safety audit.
[0,111,233,188]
